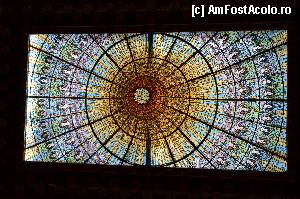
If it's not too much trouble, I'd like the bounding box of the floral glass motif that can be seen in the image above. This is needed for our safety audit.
[25,31,288,172]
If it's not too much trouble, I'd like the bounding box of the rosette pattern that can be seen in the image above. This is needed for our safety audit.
[25,31,287,171]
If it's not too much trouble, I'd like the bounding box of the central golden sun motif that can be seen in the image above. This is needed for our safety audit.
[134,88,150,104]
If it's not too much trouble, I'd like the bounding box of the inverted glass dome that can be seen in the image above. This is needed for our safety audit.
[24,31,288,172]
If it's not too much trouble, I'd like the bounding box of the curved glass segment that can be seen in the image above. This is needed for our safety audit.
[25,31,288,172]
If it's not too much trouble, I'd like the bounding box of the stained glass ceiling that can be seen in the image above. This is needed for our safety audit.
[24,31,288,172]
